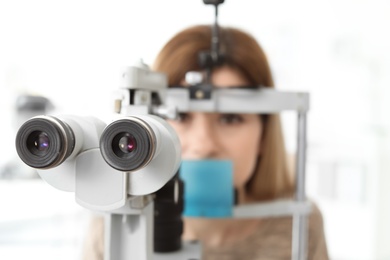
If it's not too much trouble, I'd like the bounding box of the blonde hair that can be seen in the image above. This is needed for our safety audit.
[153,25,294,201]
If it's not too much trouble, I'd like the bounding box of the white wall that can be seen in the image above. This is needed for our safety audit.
[1,0,389,259]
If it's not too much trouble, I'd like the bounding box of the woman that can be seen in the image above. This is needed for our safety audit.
[83,25,329,260]
[153,25,328,260]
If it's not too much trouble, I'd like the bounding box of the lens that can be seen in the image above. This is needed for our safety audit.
[15,116,75,169]
[100,117,155,172]
[27,131,50,155]
[119,134,136,153]
[116,133,137,155]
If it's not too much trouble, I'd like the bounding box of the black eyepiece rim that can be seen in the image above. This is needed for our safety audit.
[100,118,155,172]
[15,116,75,169]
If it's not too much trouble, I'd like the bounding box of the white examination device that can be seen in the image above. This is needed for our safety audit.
[15,61,310,260]
[15,62,188,260]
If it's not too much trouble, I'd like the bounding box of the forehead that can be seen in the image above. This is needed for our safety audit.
[211,66,249,88]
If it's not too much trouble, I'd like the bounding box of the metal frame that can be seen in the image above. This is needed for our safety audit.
[166,87,310,260]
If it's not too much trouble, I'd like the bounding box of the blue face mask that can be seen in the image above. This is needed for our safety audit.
[180,159,234,218]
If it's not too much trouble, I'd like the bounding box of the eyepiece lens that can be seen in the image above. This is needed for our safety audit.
[100,118,154,172]
[35,132,50,151]
[118,134,137,154]
[15,116,75,169]
[113,132,138,157]
[27,131,50,155]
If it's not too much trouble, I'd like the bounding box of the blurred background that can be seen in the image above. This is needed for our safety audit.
[0,0,389,259]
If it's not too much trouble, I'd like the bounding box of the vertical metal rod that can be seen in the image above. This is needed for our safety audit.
[296,112,307,201]
[104,202,154,260]
[292,112,308,260]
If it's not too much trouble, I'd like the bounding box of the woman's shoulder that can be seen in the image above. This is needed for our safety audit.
[309,200,324,219]
[307,201,329,260]
[234,199,329,259]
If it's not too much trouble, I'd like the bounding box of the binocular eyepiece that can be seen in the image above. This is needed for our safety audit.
[15,116,76,169]
[100,118,157,172]
[15,115,177,173]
